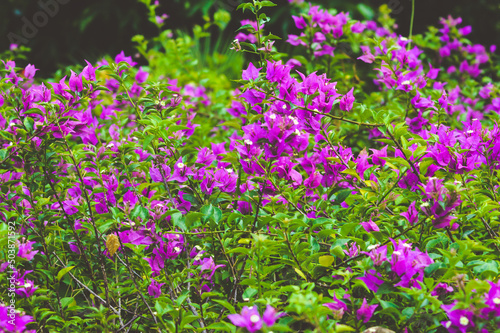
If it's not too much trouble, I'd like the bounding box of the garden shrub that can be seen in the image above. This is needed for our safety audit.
[1,0,500,332]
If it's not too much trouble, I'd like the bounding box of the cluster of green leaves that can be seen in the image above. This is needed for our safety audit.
[1,0,500,332]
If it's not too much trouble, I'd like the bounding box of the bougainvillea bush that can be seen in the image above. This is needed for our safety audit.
[2,0,500,332]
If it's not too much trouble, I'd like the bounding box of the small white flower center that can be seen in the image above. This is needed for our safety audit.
[269,114,276,120]
[24,282,32,288]
[466,130,474,134]
[393,251,401,256]
[282,104,287,109]
[226,168,233,173]
[493,297,500,304]
[445,321,451,328]
[367,245,378,251]
[244,139,253,145]
[420,202,430,208]
[401,80,411,85]
[459,316,469,326]
[250,314,260,323]
[177,163,185,168]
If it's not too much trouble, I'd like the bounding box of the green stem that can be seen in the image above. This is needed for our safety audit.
[407,0,415,51]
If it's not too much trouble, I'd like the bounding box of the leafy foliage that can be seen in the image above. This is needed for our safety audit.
[1,1,500,332]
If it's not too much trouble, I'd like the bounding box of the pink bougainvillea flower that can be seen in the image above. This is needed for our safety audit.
[357,269,384,292]
[17,239,39,261]
[262,305,284,326]
[24,64,38,79]
[339,88,355,111]
[361,219,379,232]
[69,70,83,92]
[135,67,149,83]
[292,15,307,29]
[242,62,261,81]
[228,306,262,332]
[0,303,34,332]
[228,305,282,332]
[148,278,165,298]
[82,60,96,81]
[357,298,378,323]
[431,282,454,297]
[400,201,418,225]
[441,302,475,333]
[323,293,348,319]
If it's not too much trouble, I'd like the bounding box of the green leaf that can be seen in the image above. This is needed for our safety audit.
[357,3,375,19]
[419,158,434,175]
[471,260,499,277]
[212,299,236,314]
[130,205,141,220]
[333,189,351,203]
[60,297,75,308]
[335,325,356,332]
[180,315,200,329]
[258,1,277,8]
[57,266,75,282]
[236,24,254,32]
[220,120,241,130]
[236,3,254,13]
[205,322,233,331]
[23,117,34,132]
[331,245,346,259]
[186,212,204,226]
[340,223,358,237]
[319,255,335,267]
[379,300,399,309]
[341,169,361,181]
[201,204,214,223]
[172,212,187,231]
[294,268,307,280]
[143,134,155,150]
[213,207,222,223]
[155,300,169,316]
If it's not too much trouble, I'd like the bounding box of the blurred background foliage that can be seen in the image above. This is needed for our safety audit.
[1,0,499,77]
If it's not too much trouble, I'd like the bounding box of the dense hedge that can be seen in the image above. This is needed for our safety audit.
[1,0,500,332]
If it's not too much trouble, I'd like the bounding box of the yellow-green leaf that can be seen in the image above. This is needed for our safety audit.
[319,255,335,267]
[294,267,307,280]
[335,324,356,332]
[57,266,75,282]
[341,169,361,181]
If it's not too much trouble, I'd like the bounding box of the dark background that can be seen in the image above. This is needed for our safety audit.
[1,0,499,77]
